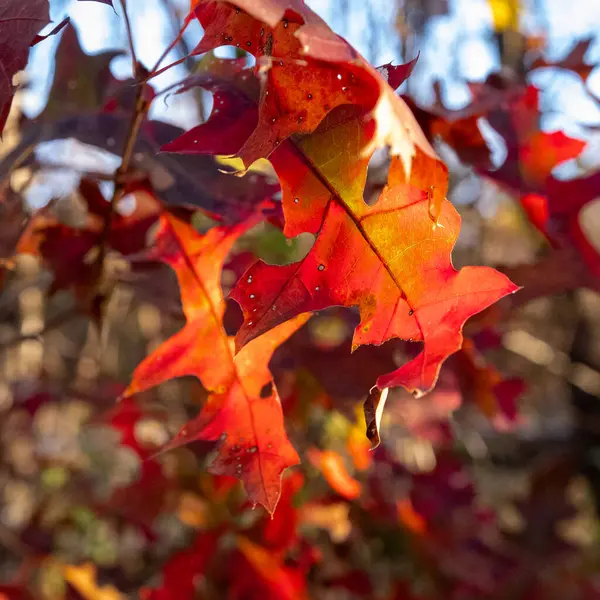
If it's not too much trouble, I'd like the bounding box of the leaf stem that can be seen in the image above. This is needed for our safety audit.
[145,55,190,82]
[149,11,193,77]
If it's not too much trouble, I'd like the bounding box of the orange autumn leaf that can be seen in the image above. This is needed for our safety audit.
[236,536,309,600]
[308,448,361,500]
[123,208,309,513]
[520,130,586,190]
[63,563,124,600]
[347,406,373,470]
[397,498,427,535]
[347,426,372,471]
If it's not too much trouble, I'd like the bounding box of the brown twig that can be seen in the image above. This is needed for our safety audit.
[97,1,151,270]
[119,0,138,78]
[145,55,190,82]
[149,10,193,76]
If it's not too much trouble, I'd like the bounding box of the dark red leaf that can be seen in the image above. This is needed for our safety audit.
[0,0,50,136]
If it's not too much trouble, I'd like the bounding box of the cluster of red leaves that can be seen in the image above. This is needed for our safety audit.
[129,0,515,510]
[411,74,600,299]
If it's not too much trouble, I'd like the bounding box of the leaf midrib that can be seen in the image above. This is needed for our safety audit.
[166,218,275,509]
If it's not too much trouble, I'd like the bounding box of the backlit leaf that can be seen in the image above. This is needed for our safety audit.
[123,208,308,513]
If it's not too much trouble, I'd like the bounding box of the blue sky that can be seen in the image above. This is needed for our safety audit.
[22,0,600,175]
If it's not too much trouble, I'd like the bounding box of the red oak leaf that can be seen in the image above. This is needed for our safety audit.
[231,536,309,600]
[0,0,50,136]
[40,23,124,120]
[122,208,309,513]
[502,168,600,289]
[453,337,525,422]
[185,0,387,167]
[258,471,304,551]
[16,180,167,314]
[410,83,586,191]
[166,6,517,397]
[140,530,222,600]
[232,117,517,395]
[543,173,600,277]
[377,57,419,91]
[531,38,595,82]
[481,85,586,193]
[162,55,260,156]
[406,95,496,168]
[519,130,586,191]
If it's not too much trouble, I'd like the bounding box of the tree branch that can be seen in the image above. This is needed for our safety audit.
[119,0,138,78]
[149,9,193,76]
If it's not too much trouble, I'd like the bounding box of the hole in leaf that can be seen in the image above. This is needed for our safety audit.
[244,221,314,265]
[259,381,274,398]
[363,147,390,207]
[224,299,244,335]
